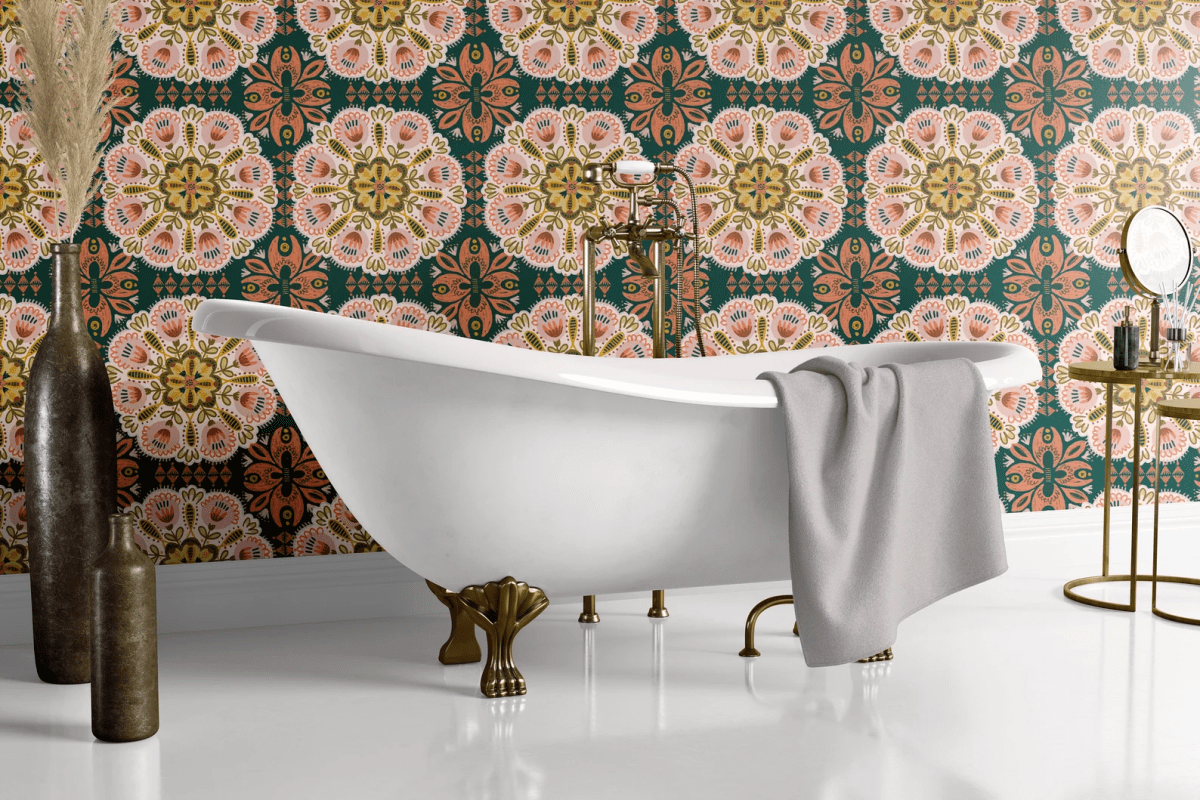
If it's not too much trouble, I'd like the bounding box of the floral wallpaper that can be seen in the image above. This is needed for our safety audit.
[0,0,1197,576]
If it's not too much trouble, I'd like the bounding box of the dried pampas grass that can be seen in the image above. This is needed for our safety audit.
[15,0,119,241]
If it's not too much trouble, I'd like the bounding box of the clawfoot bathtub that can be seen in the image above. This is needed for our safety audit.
[195,300,1040,696]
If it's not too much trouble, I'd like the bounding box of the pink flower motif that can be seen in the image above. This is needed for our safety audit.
[0,109,67,271]
[681,295,843,356]
[494,296,654,357]
[679,0,846,82]
[1059,0,1200,83]
[0,295,47,461]
[131,487,272,564]
[489,0,656,82]
[298,0,465,82]
[868,0,1037,82]
[102,106,275,274]
[866,106,1036,275]
[1056,297,1200,464]
[483,105,641,275]
[674,106,845,273]
[114,0,276,83]
[337,295,451,333]
[874,296,1039,451]
[294,499,381,555]
[108,295,277,464]
[1054,106,1200,270]
[294,107,464,274]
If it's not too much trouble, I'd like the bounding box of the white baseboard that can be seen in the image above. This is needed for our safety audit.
[3,504,1197,647]
[0,553,438,647]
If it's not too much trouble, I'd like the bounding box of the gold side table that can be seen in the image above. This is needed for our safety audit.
[1063,361,1200,612]
[1152,398,1200,625]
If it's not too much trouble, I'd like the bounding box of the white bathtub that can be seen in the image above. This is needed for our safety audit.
[195,300,1040,599]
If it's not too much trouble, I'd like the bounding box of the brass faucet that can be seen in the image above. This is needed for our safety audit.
[579,161,694,359]
[576,161,705,624]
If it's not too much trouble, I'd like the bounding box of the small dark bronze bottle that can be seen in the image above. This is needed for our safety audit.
[1113,306,1139,371]
[91,513,159,743]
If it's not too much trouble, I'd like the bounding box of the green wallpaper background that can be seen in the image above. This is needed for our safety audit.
[1,0,1198,575]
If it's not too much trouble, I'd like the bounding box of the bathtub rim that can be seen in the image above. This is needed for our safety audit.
[194,299,1041,409]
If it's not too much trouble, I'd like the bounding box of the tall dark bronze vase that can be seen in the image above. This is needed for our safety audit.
[92,513,159,742]
[26,241,117,684]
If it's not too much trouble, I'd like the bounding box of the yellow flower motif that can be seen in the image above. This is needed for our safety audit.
[163,353,221,412]
[922,159,982,218]
[0,160,28,217]
[731,158,790,219]
[351,160,410,219]
[1111,158,1172,214]
[545,0,600,30]
[350,0,409,31]
[161,159,221,218]
[540,160,600,220]
[0,353,24,410]
[163,0,219,31]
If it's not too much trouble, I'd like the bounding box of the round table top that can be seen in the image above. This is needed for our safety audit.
[1066,360,1200,384]
[1158,398,1200,420]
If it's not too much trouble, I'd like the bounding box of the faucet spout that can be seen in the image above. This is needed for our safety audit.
[629,240,658,278]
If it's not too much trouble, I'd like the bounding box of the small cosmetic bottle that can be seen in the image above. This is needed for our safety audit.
[1114,307,1139,371]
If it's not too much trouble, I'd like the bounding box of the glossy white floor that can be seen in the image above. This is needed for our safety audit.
[3,521,1200,800]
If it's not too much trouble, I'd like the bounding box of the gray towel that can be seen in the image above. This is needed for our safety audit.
[761,356,1006,667]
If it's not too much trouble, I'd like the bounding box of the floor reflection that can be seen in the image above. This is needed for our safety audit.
[92,736,161,800]
[740,657,995,799]
[440,674,544,800]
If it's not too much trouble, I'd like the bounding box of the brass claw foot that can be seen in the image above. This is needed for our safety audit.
[459,577,549,698]
[426,581,482,665]
[857,647,894,663]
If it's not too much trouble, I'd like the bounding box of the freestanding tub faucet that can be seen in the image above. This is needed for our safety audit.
[576,158,706,623]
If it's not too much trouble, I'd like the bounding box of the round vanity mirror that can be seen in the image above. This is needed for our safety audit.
[1120,205,1193,297]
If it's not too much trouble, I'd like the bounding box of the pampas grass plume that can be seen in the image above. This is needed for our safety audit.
[15,0,119,241]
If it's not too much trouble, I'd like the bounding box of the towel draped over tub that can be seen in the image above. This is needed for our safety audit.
[761,356,1007,667]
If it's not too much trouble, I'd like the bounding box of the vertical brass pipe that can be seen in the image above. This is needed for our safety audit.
[651,239,666,359]
[582,234,597,357]
[648,589,668,618]
[648,240,668,616]
[579,594,599,624]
